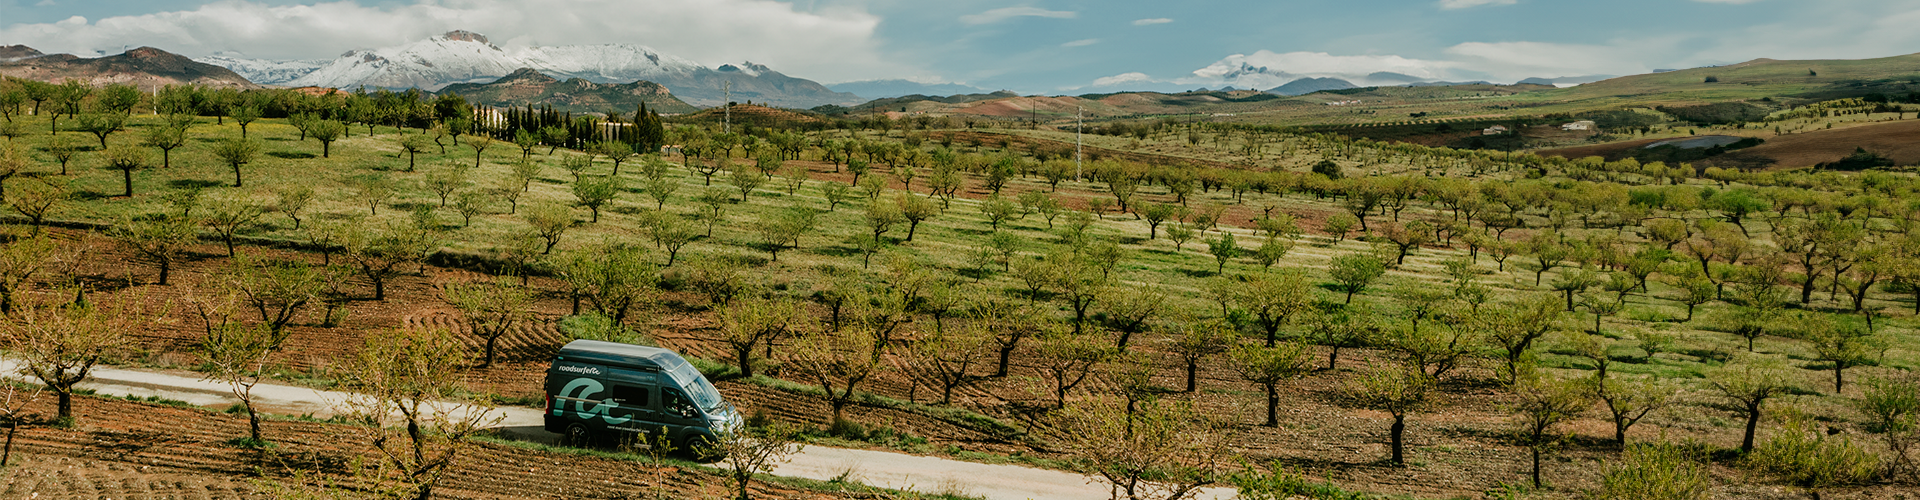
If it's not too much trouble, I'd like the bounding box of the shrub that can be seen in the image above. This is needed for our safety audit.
[1596,441,1713,500]
[1744,416,1881,487]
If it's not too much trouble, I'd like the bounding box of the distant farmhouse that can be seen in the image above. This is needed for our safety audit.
[1483,125,1509,135]
[1561,120,1596,131]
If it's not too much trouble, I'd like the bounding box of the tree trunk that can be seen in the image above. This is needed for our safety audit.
[1834,366,1844,393]
[122,168,133,197]
[1185,362,1198,392]
[233,164,243,187]
[247,404,262,442]
[373,276,386,301]
[1742,402,1762,452]
[56,391,72,419]
[1530,446,1543,488]
[736,345,755,378]
[158,261,172,286]
[1390,414,1406,465]
[997,345,1015,377]
[1264,383,1279,427]
[485,336,499,368]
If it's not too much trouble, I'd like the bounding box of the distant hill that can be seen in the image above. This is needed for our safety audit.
[194,53,326,85]
[0,46,254,91]
[1516,75,1614,87]
[827,79,994,99]
[1268,77,1356,96]
[0,45,44,62]
[437,68,697,114]
[1546,52,1920,104]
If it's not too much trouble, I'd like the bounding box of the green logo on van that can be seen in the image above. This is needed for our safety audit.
[554,378,632,426]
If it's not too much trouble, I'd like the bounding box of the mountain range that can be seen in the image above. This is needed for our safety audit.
[437,68,697,114]
[195,30,861,109]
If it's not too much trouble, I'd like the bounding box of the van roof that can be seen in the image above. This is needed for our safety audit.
[555,340,688,371]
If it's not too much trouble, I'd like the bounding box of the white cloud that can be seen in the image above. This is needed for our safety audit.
[959,6,1076,25]
[0,0,908,82]
[1694,0,1765,3]
[1061,38,1099,47]
[34,0,56,6]
[1090,72,1154,87]
[1437,0,1518,9]
[1131,18,1173,26]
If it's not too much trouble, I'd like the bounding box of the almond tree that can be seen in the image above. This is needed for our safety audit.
[1056,396,1236,500]
[307,119,345,158]
[340,327,501,500]
[7,295,149,423]
[225,251,328,342]
[1344,361,1434,466]
[0,232,55,315]
[1231,270,1312,347]
[906,322,993,405]
[202,193,267,257]
[719,296,804,378]
[213,138,260,187]
[785,328,886,425]
[1034,325,1114,409]
[399,134,431,171]
[1165,318,1236,393]
[444,277,531,367]
[1231,340,1311,427]
[1508,373,1593,488]
[112,213,199,285]
[702,422,804,500]
[191,293,275,445]
[141,116,190,168]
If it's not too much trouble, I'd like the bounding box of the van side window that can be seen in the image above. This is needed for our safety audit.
[663,389,697,418]
[610,385,649,407]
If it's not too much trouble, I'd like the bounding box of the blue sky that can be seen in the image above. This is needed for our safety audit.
[4,0,1917,94]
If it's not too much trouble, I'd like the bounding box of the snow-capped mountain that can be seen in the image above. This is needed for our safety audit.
[198,30,860,108]
[193,53,326,85]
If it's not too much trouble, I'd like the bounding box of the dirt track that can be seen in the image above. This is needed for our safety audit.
[21,360,1233,500]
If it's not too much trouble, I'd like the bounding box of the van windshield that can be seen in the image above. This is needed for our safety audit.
[675,366,727,413]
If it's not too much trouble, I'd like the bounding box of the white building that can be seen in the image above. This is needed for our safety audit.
[1562,120,1596,131]
[1483,125,1509,135]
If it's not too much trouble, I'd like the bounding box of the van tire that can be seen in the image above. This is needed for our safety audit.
[680,433,721,462]
[563,423,595,447]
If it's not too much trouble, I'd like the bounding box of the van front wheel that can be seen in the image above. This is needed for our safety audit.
[564,423,595,447]
[680,433,721,462]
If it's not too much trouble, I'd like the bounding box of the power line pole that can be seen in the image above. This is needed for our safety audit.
[1075,106,1083,181]
[723,80,731,135]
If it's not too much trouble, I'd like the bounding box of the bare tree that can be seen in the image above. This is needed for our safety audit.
[701,422,805,500]
[1055,396,1237,500]
[6,295,149,423]
[1034,325,1114,409]
[112,214,199,285]
[905,322,992,405]
[784,328,885,424]
[718,296,803,378]
[191,292,276,445]
[340,327,501,500]
[0,231,56,315]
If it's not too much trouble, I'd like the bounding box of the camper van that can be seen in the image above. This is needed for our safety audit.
[543,340,741,453]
